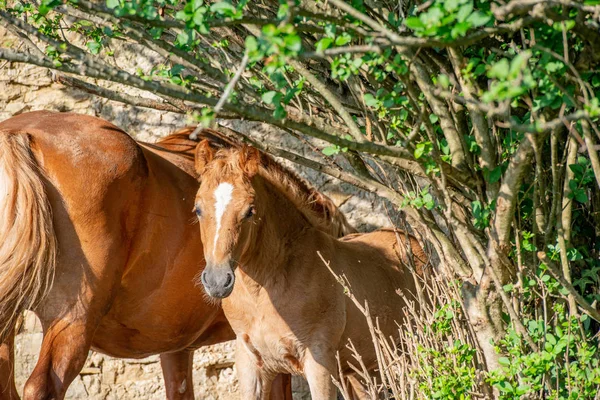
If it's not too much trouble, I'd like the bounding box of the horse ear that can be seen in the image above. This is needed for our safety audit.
[195,139,215,176]
[239,145,261,178]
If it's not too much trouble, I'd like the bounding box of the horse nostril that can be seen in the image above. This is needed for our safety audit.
[224,272,233,288]
[201,270,209,286]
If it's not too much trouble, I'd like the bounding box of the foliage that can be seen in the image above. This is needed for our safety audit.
[2,0,600,397]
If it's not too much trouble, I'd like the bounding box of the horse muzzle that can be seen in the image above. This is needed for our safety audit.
[200,264,235,298]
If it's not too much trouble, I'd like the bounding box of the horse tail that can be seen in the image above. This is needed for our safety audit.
[0,133,57,341]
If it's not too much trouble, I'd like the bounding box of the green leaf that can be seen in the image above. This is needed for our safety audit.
[515,384,530,396]
[210,1,237,15]
[497,381,514,393]
[405,17,424,30]
[106,0,120,9]
[545,61,564,73]
[261,91,279,105]
[284,35,302,52]
[322,145,339,156]
[466,11,490,27]
[498,356,511,366]
[509,52,530,79]
[575,190,589,203]
[315,37,333,53]
[456,2,473,22]
[451,22,470,38]
[437,74,450,89]
[414,142,431,159]
[273,105,287,119]
[262,24,277,36]
[171,64,185,76]
[486,166,502,183]
[488,58,509,80]
[564,19,576,31]
[86,41,101,55]
[193,8,207,26]
[364,93,379,107]
[176,30,190,45]
[39,0,62,16]
[335,33,352,46]
[245,36,258,53]
[444,0,460,12]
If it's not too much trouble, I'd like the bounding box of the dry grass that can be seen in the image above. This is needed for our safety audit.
[322,252,490,399]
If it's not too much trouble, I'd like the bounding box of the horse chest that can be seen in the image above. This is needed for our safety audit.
[241,330,306,375]
[224,296,306,374]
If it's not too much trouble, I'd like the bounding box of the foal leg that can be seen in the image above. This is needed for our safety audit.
[235,337,273,400]
[160,350,194,400]
[346,375,369,400]
[0,328,19,400]
[304,348,338,400]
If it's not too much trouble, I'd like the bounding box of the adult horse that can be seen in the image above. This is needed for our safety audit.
[0,111,355,400]
[192,141,428,399]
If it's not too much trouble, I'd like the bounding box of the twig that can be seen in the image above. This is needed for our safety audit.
[190,51,249,140]
[289,59,364,143]
[537,252,600,322]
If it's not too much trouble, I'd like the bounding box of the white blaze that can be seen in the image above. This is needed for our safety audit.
[212,182,234,257]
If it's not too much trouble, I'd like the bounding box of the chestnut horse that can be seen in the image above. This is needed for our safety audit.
[0,111,354,400]
[192,141,427,399]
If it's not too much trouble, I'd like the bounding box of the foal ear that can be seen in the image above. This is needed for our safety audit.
[239,145,261,178]
[195,139,215,176]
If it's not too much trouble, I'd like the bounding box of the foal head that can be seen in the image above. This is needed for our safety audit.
[193,140,261,298]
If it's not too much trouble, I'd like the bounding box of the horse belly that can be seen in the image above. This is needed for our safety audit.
[92,295,223,359]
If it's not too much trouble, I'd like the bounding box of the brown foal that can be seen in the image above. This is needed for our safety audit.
[193,142,427,399]
[0,111,351,400]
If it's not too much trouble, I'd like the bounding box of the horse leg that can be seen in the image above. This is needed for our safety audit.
[0,327,19,400]
[345,375,369,400]
[235,336,272,400]
[269,374,292,400]
[22,317,96,400]
[192,320,292,400]
[22,215,127,399]
[160,350,194,400]
[303,347,338,400]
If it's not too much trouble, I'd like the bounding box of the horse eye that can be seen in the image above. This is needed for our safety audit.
[244,206,255,220]
[195,206,202,218]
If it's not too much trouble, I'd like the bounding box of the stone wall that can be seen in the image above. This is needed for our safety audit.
[1,25,396,399]
[14,313,240,399]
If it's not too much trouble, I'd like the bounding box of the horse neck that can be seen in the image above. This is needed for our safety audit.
[239,175,312,280]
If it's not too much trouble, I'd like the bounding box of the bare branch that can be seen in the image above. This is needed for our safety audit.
[56,75,189,113]
[492,133,537,249]
[582,120,600,190]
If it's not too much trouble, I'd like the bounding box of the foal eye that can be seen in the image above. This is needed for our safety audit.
[244,206,255,220]
[194,206,202,218]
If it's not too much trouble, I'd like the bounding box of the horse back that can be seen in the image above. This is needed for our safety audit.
[0,111,148,206]
[339,228,427,276]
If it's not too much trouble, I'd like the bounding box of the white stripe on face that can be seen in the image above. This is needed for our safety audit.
[213,182,234,258]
